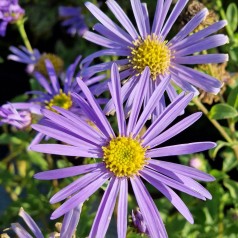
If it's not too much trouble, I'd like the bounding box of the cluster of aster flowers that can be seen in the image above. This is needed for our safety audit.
[0,0,230,237]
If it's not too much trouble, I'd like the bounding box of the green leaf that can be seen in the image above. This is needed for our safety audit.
[226,3,238,32]
[209,103,238,120]
[227,86,238,110]
[222,150,238,172]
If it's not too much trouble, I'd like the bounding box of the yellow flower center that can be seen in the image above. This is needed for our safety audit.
[102,137,148,177]
[129,34,171,80]
[35,53,64,77]
[46,90,72,112]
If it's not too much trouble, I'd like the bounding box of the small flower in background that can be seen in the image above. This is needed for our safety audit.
[0,0,25,36]
[189,157,204,170]
[59,6,88,36]
[8,46,41,74]
[0,103,31,129]
[8,46,64,76]
[132,208,149,236]
[81,0,229,115]
[31,64,215,238]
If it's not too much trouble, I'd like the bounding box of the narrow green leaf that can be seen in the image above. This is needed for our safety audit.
[209,103,238,120]
[228,86,238,110]
[226,3,238,32]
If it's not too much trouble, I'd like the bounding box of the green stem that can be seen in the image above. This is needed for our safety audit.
[193,97,233,144]
[16,19,33,52]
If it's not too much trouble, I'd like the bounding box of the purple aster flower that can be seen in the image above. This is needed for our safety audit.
[81,0,228,114]
[0,103,31,129]
[0,0,25,36]
[59,6,88,36]
[7,56,106,145]
[8,46,41,74]
[11,206,81,238]
[30,64,216,238]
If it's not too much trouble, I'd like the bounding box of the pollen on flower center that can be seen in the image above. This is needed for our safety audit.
[129,34,171,80]
[102,137,148,177]
[46,90,72,112]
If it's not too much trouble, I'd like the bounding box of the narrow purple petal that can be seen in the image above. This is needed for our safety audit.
[141,174,194,224]
[18,208,44,238]
[171,64,222,94]
[51,172,110,219]
[89,177,120,238]
[11,223,32,238]
[127,67,150,136]
[141,169,205,200]
[117,178,128,238]
[171,20,227,51]
[175,34,229,57]
[132,75,170,137]
[34,72,53,94]
[106,0,139,40]
[60,204,82,238]
[149,160,215,182]
[85,2,132,43]
[141,3,150,35]
[31,144,103,158]
[34,163,104,180]
[151,0,163,34]
[142,92,191,146]
[174,54,229,65]
[130,0,147,39]
[45,60,60,94]
[147,112,202,148]
[50,170,105,204]
[131,176,168,238]
[77,78,115,138]
[147,142,216,158]
[169,8,208,45]
[161,0,189,40]
[109,63,126,136]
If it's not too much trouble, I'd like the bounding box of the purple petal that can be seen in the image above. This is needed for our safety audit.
[130,0,147,39]
[141,174,194,224]
[106,0,139,40]
[131,176,168,238]
[161,0,189,40]
[132,75,170,137]
[18,208,44,238]
[89,177,120,238]
[127,67,150,136]
[110,63,126,136]
[61,204,82,238]
[117,178,128,238]
[31,144,103,158]
[149,160,215,182]
[11,223,32,238]
[34,163,104,180]
[51,173,110,219]
[174,54,228,65]
[147,142,216,158]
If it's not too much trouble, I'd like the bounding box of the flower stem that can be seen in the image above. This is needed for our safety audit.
[16,19,33,52]
[192,97,233,144]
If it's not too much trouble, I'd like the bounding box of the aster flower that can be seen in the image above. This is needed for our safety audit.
[31,64,215,238]
[11,206,81,238]
[59,6,88,36]
[8,46,41,74]
[0,103,31,129]
[0,0,25,36]
[81,0,228,114]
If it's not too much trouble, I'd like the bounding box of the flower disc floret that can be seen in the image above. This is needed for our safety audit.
[129,34,171,79]
[46,90,72,112]
[102,137,148,177]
